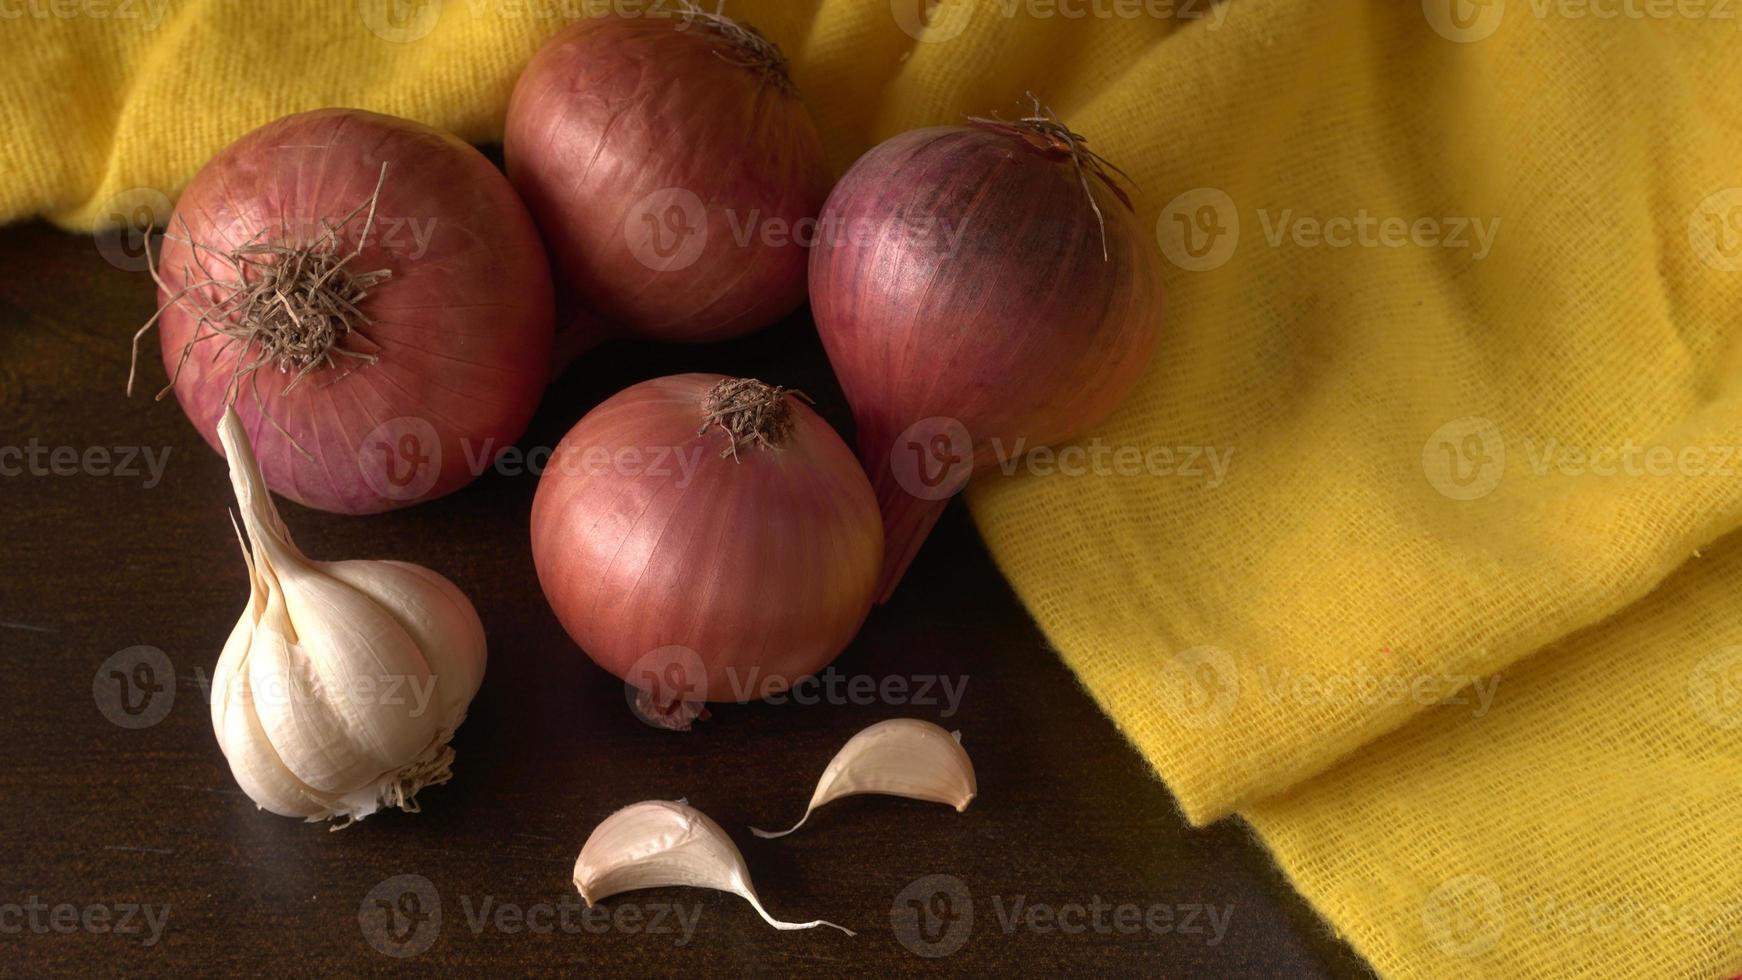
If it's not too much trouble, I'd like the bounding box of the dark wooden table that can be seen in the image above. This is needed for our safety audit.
[0,211,1370,977]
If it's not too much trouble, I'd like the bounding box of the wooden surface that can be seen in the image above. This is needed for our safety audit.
[0,216,1371,978]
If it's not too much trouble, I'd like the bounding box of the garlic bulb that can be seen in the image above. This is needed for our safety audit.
[574,800,854,935]
[210,407,486,826]
[753,719,976,838]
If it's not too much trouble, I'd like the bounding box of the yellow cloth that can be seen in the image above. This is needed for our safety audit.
[6,2,1741,976]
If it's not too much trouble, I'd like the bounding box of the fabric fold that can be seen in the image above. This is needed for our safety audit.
[5,2,1740,976]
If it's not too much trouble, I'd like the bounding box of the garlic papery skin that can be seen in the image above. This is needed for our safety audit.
[210,407,486,826]
[574,800,854,935]
[752,719,976,839]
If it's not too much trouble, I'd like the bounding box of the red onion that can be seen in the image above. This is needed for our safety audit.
[809,109,1162,600]
[504,10,829,344]
[138,108,554,514]
[530,374,881,726]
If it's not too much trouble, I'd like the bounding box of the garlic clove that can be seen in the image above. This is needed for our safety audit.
[244,590,433,797]
[574,800,854,935]
[211,621,328,819]
[752,718,976,839]
[321,559,486,726]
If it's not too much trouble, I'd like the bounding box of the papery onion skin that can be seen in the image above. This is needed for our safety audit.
[156,108,554,514]
[529,374,881,703]
[504,14,830,343]
[809,122,1162,600]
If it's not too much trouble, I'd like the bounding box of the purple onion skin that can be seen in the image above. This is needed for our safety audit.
[530,374,882,701]
[809,124,1162,600]
[158,109,554,515]
[505,16,831,344]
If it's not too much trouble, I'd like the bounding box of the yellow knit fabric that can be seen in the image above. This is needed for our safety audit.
[6,2,1741,976]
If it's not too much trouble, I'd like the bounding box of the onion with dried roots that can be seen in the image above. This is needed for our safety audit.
[505,8,829,345]
[134,108,554,514]
[530,374,881,728]
[809,104,1163,600]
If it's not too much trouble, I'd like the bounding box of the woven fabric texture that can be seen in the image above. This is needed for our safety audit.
[4,2,1740,976]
